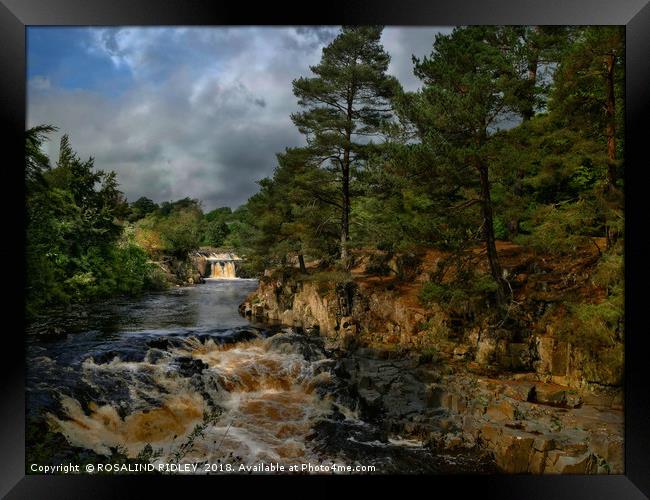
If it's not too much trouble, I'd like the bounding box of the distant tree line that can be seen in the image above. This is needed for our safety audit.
[25,131,243,316]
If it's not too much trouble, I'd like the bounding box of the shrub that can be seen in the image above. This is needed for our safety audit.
[301,270,353,296]
[493,216,509,240]
[365,252,392,276]
[514,200,599,254]
[419,282,449,305]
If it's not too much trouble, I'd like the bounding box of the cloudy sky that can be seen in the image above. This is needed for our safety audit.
[27,26,450,210]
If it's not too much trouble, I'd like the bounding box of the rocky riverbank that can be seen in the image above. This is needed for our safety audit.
[239,244,624,474]
[311,343,623,474]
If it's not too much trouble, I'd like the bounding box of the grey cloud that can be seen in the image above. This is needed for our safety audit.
[382,26,452,91]
[29,26,445,210]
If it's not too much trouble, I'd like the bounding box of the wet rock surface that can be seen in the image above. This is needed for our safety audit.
[310,346,498,473]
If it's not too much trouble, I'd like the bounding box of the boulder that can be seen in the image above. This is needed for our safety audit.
[485,399,517,421]
[532,434,556,452]
[546,451,597,474]
[530,384,579,407]
[502,382,536,402]
[357,388,383,419]
[493,428,535,473]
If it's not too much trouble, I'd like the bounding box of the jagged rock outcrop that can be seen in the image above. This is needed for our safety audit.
[326,345,623,474]
[425,373,623,474]
[154,256,204,286]
[240,268,623,474]
[240,270,619,389]
[239,243,623,474]
[239,275,448,350]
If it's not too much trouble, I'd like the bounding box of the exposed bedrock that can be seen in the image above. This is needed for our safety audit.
[239,272,623,474]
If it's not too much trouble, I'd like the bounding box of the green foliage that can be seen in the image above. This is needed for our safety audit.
[365,252,392,276]
[419,282,449,305]
[291,26,400,261]
[418,345,440,365]
[300,270,353,296]
[135,202,202,258]
[493,217,509,240]
[26,27,625,387]
[514,199,600,254]
[559,244,623,348]
[128,196,159,222]
[419,269,498,311]
[25,124,58,189]
[199,206,233,247]
[25,129,168,318]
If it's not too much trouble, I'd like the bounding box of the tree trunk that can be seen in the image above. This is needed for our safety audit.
[605,53,617,191]
[478,162,507,306]
[298,253,306,273]
[604,53,619,249]
[340,93,353,265]
[341,157,350,263]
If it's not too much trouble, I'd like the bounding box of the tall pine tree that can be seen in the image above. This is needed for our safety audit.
[405,26,527,305]
[291,26,399,265]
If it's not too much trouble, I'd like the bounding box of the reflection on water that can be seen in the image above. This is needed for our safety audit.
[27,280,490,474]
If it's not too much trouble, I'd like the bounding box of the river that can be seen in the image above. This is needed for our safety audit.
[26,279,493,474]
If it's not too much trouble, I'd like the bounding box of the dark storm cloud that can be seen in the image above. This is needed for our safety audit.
[27,27,446,210]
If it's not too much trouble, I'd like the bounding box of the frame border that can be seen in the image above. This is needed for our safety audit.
[2,1,649,497]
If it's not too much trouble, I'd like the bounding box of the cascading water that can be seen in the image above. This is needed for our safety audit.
[210,260,237,279]
[199,252,240,279]
[26,280,494,474]
[44,333,334,466]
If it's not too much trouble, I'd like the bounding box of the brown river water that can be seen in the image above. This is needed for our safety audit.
[27,279,491,474]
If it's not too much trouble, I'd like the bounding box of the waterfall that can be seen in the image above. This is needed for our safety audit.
[210,260,237,279]
[196,251,242,279]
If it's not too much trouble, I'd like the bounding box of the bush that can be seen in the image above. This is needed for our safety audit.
[301,270,353,296]
[419,282,449,305]
[493,216,509,240]
[514,200,599,254]
[365,252,392,276]
[419,272,498,309]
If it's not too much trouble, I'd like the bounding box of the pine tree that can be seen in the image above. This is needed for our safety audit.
[291,26,399,265]
[551,26,624,246]
[404,26,527,305]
